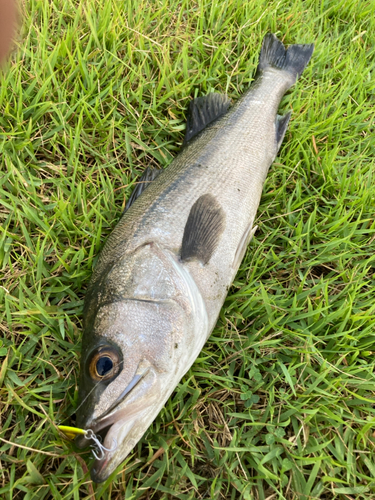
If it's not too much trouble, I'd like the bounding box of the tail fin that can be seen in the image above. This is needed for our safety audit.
[257,33,314,82]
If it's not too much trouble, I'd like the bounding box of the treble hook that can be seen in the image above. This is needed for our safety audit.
[85,429,117,461]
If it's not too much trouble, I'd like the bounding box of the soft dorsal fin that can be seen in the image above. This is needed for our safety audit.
[184,93,231,144]
[125,167,161,212]
[276,112,291,151]
[181,194,225,265]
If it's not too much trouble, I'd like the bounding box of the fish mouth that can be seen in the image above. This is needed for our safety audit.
[89,402,147,482]
[75,361,159,482]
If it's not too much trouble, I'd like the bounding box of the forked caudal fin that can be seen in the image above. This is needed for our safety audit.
[257,33,314,83]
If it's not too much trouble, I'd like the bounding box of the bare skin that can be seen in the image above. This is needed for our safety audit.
[0,0,17,65]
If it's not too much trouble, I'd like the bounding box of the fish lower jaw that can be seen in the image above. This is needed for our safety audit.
[91,400,147,446]
[90,417,138,483]
[88,375,180,482]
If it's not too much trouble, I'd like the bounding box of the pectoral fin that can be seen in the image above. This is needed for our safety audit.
[181,194,225,265]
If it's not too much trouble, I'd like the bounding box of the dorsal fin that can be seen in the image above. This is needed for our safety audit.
[125,167,161,212]
[181,194,225,265]
[184,93,231,144]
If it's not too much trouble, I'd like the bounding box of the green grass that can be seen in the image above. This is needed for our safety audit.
[1,0,375,498]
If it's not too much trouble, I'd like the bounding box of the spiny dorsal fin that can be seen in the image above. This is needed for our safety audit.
[184,93,231,144]
[276,112,291,151]
[125,167,161,212]
[181,194,225,265]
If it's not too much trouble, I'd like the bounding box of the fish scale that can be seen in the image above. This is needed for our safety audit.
[75,33,314,483]
[95,73,287,264]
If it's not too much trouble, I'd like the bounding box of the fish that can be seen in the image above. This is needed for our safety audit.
[74,33,314,483]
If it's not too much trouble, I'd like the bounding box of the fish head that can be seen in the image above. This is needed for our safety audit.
[75,243,208,482]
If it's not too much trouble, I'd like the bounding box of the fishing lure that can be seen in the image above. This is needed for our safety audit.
[58,425,117,460]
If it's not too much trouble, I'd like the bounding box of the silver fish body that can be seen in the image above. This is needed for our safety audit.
[75,34,313,482]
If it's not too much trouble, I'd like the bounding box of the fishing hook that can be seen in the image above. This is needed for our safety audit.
[85,429,117,461]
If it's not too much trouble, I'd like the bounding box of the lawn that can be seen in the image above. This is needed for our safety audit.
[0,0,375,498]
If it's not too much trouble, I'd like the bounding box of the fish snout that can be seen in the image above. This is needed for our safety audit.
[74,433,92,450]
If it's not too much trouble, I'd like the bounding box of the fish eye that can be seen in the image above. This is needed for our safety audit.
[88,346,121,382]
[96,356,113,377]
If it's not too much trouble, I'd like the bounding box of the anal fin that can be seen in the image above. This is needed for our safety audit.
[276,112,291,151]
[181,194,225,265]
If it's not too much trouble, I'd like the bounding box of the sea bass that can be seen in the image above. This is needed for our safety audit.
[75,33,313,482]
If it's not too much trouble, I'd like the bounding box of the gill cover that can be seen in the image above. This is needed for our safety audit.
[76,242,204,428]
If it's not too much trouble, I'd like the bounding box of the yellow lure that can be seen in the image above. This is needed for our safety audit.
[58,425,87,440]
